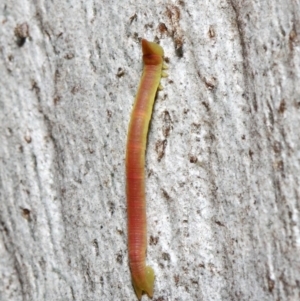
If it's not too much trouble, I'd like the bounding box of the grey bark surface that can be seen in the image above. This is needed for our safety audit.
[1,1,300,300]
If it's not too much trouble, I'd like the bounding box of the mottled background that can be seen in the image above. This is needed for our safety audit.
[1,0,300,300]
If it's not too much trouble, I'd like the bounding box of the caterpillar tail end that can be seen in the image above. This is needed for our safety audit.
[132,266,155,300]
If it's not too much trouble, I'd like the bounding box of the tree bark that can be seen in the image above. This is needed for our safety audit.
[1,1,300,300]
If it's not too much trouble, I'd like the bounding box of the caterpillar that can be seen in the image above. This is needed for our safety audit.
[126,39,167,300]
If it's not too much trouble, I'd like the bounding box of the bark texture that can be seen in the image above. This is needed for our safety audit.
[1,1,300,300]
